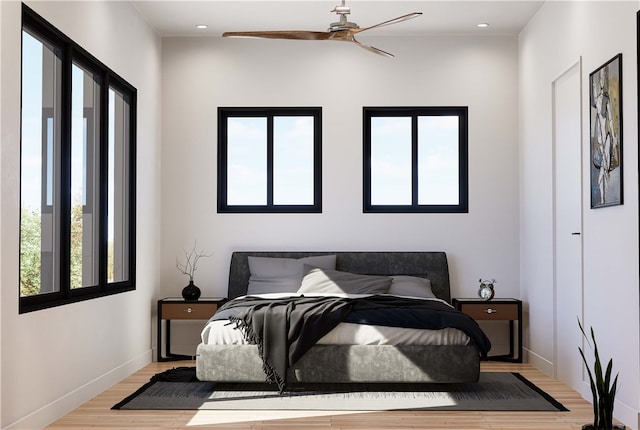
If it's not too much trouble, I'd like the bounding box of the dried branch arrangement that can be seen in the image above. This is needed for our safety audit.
[176,242,212,282]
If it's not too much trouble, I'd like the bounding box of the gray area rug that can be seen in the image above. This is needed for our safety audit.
[113,368,568,411]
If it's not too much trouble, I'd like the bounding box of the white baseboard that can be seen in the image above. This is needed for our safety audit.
[612,398,639,430]
[523,347,554,377]
[5,350,152,430]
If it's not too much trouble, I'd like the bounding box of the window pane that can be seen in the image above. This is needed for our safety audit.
[108,88,131,283]
[273,116,314,205]
[227,117,267,205]
[370,117,412,205]
[71,63,101,288]
[20,30,62,297]
[418,116,459,205]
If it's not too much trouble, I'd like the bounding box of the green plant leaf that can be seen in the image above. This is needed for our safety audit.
[577,318,618,429]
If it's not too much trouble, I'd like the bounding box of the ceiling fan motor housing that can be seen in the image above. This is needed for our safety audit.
[329,20,359,31]
[329,5,359,31]
[329,2,360,31]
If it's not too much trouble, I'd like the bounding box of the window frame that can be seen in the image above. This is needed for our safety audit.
[363,106,469,213]
[217,107,322,213]
[20,4,136,313]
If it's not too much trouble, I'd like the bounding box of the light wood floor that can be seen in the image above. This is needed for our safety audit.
[47,361,612,430]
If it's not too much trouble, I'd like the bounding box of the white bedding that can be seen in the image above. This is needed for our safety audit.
[201,293,471,347]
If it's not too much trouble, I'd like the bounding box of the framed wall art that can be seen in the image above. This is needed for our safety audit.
[589,53,623,208]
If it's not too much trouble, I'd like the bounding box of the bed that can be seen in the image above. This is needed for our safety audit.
[195,251,490,388]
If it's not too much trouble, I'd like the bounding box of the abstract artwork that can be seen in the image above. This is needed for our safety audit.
[589,54,623,208]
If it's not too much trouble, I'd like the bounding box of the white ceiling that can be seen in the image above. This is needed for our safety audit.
[131,1,544,37]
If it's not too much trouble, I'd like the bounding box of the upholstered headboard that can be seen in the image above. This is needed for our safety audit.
[227,251,451,303]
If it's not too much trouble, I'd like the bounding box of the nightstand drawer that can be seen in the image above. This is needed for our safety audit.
[161,302,218,320]
[458,303,518,320]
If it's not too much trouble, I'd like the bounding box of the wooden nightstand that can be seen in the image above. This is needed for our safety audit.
[452,298,522,363]
[157,297,226,362]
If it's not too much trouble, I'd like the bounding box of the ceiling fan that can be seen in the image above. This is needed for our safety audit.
[222,1,422,58]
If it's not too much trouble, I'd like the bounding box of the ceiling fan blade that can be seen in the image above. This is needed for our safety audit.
[358,12,422,33]
[352,37,394,58]
[222,30,331,41]
[222,8,422,57]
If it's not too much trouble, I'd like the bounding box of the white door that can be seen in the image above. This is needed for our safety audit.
[552,60,583,388]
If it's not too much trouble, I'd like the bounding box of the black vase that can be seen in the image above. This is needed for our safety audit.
[181,280,201,301]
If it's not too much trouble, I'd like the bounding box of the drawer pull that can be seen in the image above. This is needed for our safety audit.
[185,307,193,313]
[485,308,497,314]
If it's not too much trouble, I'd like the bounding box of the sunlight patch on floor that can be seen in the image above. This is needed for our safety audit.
[186,409,371,426]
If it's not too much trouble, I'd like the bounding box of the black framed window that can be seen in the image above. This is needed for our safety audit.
[363,107,468,213]
[217,107,322,213]
[20,4,136,313]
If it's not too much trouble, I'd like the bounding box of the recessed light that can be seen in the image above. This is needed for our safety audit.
[196,24,208,29]
[477,23,489,28]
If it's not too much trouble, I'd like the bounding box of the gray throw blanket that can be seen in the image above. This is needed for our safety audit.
[228,296,353,391]
[222,295,491,392]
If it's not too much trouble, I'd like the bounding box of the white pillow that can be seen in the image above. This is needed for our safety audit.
[387,275,435,298]
[247,255,336,295]
[298,267,392,295]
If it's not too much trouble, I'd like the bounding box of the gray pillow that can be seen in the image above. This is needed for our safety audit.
[387,275,435,298]
[298,267,392,295]
[247,255,337,294]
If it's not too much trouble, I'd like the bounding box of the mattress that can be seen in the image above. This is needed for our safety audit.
[201,292,471,347]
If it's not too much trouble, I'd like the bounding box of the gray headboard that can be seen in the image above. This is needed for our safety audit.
[227,251,451,303]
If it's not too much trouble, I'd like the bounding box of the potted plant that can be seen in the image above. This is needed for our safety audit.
[578,319,625,430]
[176,242,211,301]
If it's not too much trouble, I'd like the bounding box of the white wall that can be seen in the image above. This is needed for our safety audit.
[0,1,162,428]
[520,2,640,428]
[159,34,521,352]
